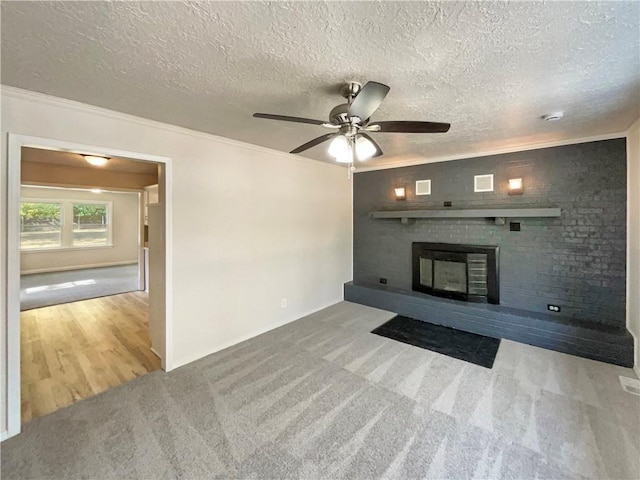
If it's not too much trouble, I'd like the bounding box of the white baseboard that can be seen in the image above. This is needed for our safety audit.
[21,260,137,275]
[1,430,9,442]
[173,318,295,370]
[172,301,341,370]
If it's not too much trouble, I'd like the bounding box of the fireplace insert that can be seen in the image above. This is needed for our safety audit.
[412,242,499,304]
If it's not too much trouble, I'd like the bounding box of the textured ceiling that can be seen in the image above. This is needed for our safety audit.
[22,147,159,175]
[2,1,639,168]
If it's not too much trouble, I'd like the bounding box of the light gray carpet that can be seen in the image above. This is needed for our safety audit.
[20,264,139,311]
[2,301,639,479]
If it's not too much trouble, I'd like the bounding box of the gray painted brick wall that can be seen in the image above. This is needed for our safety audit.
[353,139,627,328]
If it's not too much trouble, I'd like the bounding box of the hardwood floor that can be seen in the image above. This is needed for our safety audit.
[20,291,161,423]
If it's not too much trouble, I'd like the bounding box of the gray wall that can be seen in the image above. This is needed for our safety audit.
[353,139,627,328]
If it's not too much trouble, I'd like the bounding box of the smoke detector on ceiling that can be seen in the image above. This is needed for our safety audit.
[542,112,564,122]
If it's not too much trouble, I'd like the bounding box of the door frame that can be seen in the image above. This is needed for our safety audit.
[6,133,174,439]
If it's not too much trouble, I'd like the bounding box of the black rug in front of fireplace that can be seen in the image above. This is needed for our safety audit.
[372,316,501,368]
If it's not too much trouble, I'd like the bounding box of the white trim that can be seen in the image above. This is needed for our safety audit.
[21,245,115,254]
[1,431,8,442]
[163,158,174,372]
[20,260,137,275]
[7,134,21,439]
[354,131,627,173]
[626,116,640,378]
[1,86,342,171]
[138,192,145,292]
[22,181,145,194]
[6,133,174,440]
[7,132,170,165]
[172,304,334,370]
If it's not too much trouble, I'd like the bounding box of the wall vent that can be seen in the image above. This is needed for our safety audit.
[415,179,431,195]
[474,174,494,192]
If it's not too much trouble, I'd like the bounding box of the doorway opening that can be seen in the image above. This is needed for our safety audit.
[7,134,173,438]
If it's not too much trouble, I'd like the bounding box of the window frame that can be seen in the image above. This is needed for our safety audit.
[71,200,113,248]
[20,197,114,252]
[19,199,64,251]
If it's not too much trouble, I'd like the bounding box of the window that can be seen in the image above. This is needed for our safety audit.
[20,202,63,250]
[73,203,109,246]
[20,197,112,251]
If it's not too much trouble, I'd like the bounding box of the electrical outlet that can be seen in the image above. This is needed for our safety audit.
[547,304,561,312]
[379,278,388,285]
[281,298,287,309]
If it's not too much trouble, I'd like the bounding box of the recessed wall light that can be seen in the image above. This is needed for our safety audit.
[394,187,406,201]
[508,178,523,195]
[84,155,110,167]
[542,112,564,122]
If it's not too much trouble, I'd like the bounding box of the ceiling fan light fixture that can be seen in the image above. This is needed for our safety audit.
[355,135,376,161]
[336,144,353,164]
[329,135,352,163]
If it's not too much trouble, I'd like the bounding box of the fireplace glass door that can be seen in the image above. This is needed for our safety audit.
[412,243,499,304]
[419,253,468,294]
[434,260,467,293]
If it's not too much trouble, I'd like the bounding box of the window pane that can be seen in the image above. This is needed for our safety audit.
[73,203,109,246]
[20,202,62,249]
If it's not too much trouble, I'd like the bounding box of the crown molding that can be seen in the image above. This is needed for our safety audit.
[354,131,627,174]
[4,85,629,175]
[0,85,342,171]
[353,131,627,173]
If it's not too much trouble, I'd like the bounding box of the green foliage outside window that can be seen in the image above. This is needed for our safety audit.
[73,204,107,225]
[20,202,61,225]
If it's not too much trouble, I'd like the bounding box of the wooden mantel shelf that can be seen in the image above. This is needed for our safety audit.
[370,206,561,224]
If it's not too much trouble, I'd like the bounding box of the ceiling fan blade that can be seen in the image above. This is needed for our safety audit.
[368,121,450,133]
[348,81,390,121]
[358,133,383,158]
[290,133,336,154]
[253,113,326,126]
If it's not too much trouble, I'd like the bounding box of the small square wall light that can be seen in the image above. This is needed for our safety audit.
[508,178,523,195]
[394,187,406,200]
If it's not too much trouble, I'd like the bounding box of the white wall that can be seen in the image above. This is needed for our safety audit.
[627,117,640,378]
[20,186,139,274]
[0,87,353,436]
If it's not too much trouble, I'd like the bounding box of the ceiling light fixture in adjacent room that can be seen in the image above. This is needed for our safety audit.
[542,112,564,122]
[83,155,110,167]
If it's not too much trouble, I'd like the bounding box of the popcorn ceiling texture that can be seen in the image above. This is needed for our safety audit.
[1,1,638,167]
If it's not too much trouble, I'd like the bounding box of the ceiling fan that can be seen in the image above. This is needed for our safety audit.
[253,81,450,165]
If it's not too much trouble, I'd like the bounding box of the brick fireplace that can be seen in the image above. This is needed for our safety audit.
[345,138,634,366]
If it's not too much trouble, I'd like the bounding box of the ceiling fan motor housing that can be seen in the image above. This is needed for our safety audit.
[329,103,350,125]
